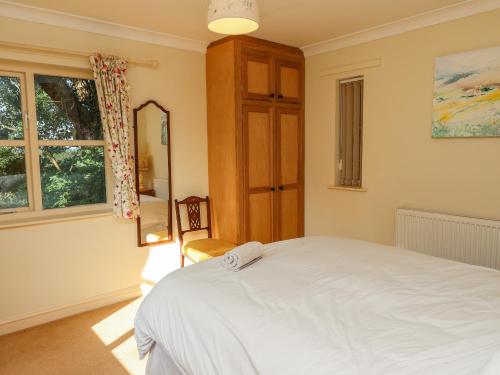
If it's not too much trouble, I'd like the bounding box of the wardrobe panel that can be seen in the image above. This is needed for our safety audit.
[242,50,273,101]
[245,107,274,189]
[279,112,300,185]
[276,60,302,103]
[279,189,299,240]
[206,40,238,243]
[276,108,303,241]
[248,192,273,243]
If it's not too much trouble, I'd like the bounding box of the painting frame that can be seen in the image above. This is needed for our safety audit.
[432,46,500,138]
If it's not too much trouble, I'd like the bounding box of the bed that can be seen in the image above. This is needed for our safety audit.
[139,194,169,242]
[140,194,168,226]
[134,236,500,375]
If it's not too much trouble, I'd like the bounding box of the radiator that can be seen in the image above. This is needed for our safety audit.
[395,208,500,270]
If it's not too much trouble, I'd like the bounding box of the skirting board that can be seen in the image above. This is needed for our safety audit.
[0,284,142,336]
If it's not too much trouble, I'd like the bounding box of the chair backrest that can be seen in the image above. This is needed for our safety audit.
[174,196,212,247]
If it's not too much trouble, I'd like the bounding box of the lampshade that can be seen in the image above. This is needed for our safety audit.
[138,153,150,171]
[207,0,259,35]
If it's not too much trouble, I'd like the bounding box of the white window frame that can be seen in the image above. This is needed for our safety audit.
[0,62,113,225]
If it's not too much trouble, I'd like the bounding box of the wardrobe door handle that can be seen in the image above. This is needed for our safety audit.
[269,93,275,98]
[279,186,284,191]
[270,187,276,192]
[278,94,284,99]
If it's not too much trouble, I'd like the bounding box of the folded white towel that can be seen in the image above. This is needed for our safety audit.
[222,241,264,271]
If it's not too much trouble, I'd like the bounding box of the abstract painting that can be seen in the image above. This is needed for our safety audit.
[161,112,169,145]
[432,46,500,138]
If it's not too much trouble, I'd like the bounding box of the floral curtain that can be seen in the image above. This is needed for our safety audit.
[90,53,139,219]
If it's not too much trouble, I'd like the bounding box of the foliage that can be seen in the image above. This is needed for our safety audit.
[35,75,102,140]
[40,146,106,209]
[0,77,23,140]
[0,147,27,209]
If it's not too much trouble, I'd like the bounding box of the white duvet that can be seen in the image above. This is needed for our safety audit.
[135,236,500,375]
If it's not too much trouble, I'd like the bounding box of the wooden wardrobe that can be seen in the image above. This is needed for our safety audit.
[207,36,304,245]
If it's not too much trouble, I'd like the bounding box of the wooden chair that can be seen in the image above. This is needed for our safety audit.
[175,196,236,267]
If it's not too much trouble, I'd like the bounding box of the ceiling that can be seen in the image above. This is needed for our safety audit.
[7,0,469,47]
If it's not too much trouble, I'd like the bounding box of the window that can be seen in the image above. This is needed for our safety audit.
[0,66,109,219]
[337,77,364,188]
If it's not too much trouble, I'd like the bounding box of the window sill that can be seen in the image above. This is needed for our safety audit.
[328,185,367,192]
[0,208,113,230]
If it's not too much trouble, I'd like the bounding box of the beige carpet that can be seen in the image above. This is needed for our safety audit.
[0,298,146,375]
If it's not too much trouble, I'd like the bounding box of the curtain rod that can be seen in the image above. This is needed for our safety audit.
[0,41,159,69]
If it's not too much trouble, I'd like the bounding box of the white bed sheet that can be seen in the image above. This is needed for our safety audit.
[139,194,168,227]
[135,236,500,375]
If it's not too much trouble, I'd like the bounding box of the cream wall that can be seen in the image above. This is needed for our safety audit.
[0,17,207,326]
[305,9,500,245]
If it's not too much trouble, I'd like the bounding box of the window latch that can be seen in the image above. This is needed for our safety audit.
[24,112,29,129]
[338,159,343,171]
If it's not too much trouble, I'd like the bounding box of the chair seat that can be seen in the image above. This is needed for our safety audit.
[182,238,236,263]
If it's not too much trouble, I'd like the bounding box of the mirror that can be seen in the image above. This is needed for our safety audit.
[133,100,172,247]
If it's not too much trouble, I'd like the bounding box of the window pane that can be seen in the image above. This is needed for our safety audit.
[35,75,103,140]
[338,78,363,188]
[0,75,23,140]
[40,146,106,209]
[0,146,28,209]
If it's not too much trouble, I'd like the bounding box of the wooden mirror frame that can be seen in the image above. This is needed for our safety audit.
[133,100,173,247]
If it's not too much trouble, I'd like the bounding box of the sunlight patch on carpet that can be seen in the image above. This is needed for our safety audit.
[112,335,147,375]
[91,298,142,346]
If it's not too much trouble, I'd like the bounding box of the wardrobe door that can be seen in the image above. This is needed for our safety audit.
[242,49,274,101]
[276,60,303,104]
[243,105,275,243]
[276,108,304,240]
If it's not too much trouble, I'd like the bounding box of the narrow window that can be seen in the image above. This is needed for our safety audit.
[337,77,363,188]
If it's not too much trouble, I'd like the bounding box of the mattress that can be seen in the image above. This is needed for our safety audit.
[135,236,500,375]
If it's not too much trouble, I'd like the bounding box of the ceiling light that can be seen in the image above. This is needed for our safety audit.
[207,0,259,35]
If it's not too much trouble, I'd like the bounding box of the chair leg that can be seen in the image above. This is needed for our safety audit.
[180,253,185,268]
